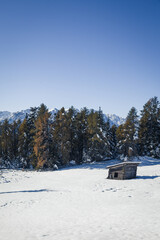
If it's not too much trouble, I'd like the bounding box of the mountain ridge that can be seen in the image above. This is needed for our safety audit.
[0,109,125,126]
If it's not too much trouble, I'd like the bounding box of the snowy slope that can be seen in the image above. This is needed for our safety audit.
[0,157,160,240]
[0,109,125,126]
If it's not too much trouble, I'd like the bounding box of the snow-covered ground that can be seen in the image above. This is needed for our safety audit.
[0,157,160,240]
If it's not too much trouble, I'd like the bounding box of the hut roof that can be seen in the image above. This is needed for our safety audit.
[107,162,140,169]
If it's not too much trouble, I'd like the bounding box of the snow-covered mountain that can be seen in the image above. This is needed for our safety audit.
[0,109,58,124]
[0,109,30,123]
[105,114,125,126]
[0,109,125,126]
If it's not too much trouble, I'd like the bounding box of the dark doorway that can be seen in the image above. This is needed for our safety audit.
[114,172,118,178]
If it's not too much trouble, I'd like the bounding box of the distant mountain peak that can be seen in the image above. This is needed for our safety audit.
[0,108,125,126]
[105,114,125,126]
[0,109,30,123]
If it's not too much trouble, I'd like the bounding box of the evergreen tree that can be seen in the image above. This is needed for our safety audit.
[87,109,106,161]
[65,106,77,162]
[75,107,89,163]
[105,119,114,159]
[110,124,117,158]
[18,117,30,168]
[10,120,21,164]
[52,109,63,165]
[116,124,125,158]
[138,97,160,158]
[27,107,38,167]
[52,107,72,166]
[1,119,12,165]
[0,123,2,160]
[0,120,20,167]
[116,107,138,159]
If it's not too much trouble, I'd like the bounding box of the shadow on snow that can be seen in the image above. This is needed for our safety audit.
[0,189,57,195]
[59,159,121,171]
[139,157,160,167]
[137,175,160,180]
[60,157,160,171]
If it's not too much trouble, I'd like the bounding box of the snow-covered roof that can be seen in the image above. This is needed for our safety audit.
[107,161,140,169]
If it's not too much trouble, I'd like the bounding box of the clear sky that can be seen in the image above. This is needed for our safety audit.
[0,0,160,117]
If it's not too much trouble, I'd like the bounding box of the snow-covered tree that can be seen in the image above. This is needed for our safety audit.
[138,97,160,158]
[116,107,139,159]
[18,117,30,168]
[87,109,108,161]
[52,107,73,166]
[74,107,89,163]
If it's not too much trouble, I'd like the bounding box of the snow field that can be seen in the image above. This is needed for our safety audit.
[0,159,160,240]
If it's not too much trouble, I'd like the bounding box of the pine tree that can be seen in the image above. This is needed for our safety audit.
[116,124,125,158]
[75,107,89,163]
[116,107,138,159]
[125,107,139,157]
[138,97,160,158]
[0,123,2,161]
[65,106,77,162]
[33,104,51,169]
[18,117,30,168]
[27,107,38,167]
[10,120,21,165]
[105,119,114,159]
[52,109,63,165]
[52,107,72,166]
[1,119,12,166]
[110,124,117,158]
[87,109,106,162]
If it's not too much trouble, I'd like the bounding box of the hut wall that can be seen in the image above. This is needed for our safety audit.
[124,165,137,179]
[108,166,125,180]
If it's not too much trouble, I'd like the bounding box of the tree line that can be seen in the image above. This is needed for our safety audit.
[0,97,160,169]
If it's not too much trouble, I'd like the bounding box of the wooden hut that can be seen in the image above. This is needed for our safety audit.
[107,162,140,180]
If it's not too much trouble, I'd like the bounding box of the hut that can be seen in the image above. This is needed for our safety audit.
[107,162,140,180]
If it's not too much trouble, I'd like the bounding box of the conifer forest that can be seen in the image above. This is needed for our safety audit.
[0,97,160,169]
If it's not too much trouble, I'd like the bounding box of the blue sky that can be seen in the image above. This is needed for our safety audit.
[0,0,160,117]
